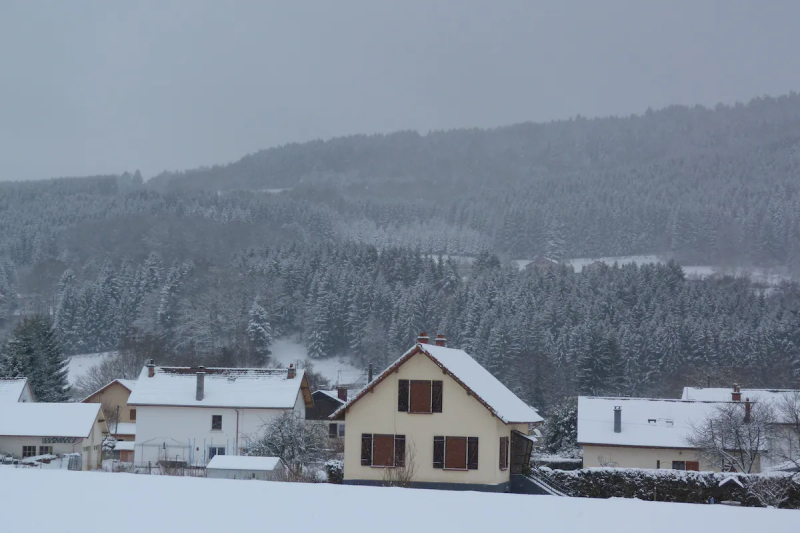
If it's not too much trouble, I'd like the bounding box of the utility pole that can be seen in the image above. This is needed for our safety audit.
[115,405,120,436]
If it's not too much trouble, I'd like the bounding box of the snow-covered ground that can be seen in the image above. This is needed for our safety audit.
[270,338,365,387]
[2,469,797,532]
[66,352,114,385]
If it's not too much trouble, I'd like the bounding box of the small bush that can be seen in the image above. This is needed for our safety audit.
[324,460,344,484]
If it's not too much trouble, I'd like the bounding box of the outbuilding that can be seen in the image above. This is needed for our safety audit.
[206,455,286,481]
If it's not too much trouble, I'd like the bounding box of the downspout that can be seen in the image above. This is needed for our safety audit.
[235,409,241,455]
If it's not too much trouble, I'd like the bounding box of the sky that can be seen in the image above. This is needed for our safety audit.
[1,0,799,181]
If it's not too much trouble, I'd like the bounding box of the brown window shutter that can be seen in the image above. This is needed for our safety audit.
[468,437,479,470]
[686,461,699,472]
[433,436,444,468]
[394,435,406,467]
[445,436,467,469]
[398,380,409,412]
[410,380,432,413]
[432,381,443,413]
[361,434,373,465]
[373,435,395,467]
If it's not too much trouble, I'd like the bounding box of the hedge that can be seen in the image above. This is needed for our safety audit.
[539,467,800,508]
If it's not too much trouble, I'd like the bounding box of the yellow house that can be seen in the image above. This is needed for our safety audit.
[82,379,137,447]
[331,335,543,492]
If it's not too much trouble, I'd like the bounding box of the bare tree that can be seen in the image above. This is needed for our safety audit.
[687,401,774,473]
[247,412,329,477]
[771,391,800,475]
[381,441,418,488]
[72,349,144,399]
[746,475,792,508]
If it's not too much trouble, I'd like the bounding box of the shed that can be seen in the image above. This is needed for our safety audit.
[206,455,286,481]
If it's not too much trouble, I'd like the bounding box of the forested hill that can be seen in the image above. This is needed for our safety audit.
[148,93,800,267]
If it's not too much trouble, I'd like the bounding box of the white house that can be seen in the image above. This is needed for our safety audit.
[128,360,312,467]
[331,334,543,492]
[0,377,35,403]
[0,403,107,470]
[206,455,287,481]
[577,396,762,472]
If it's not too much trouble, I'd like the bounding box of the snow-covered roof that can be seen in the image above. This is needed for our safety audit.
[206,455,284,471]
[111,422,136,436]
[81,378,137,402]
[331,343,543,424]
[681,386,798,418]
[128,366,309,409]
[114,441,135,452]
[0,378,31,404]
[0,403,101,438]
[315,389,348,403]
[578,397,725,449]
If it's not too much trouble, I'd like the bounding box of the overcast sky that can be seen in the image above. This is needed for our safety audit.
[1,0,799,181]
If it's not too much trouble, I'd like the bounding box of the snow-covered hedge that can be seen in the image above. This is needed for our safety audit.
[541,467,800,508]
[324,460,344,484]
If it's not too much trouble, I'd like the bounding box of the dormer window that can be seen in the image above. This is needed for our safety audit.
[398,380,443,413]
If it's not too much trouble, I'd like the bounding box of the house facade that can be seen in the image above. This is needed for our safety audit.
[128,361,312,467]
[332,335,543,492]
[0,403,107,470]
[307,389,348,438]
[0,377,35,403]
[82,379,137,441]
[578,396,762,472]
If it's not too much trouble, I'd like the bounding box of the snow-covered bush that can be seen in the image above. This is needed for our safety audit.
[324,460,344,484]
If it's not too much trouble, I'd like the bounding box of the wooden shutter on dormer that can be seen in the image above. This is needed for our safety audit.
[398,380,409,412]
[432,381,443,413]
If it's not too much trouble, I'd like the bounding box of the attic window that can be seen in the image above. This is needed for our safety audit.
[647,419,656,424]
[398,379,443,414]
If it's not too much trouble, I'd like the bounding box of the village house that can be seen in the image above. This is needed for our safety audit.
[0,403,107,470]
[682,384,799,470]
[0,377,35,403]
[331,333,543,492]
[128,360,312,467]
[307,388,350,438]
[81,379,137,442]
[577,396,762,472]
[206,455,287,481]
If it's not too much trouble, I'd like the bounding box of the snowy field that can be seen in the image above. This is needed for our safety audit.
[270,338,365,386]
[1,469,797,532]
[66,352,114,385]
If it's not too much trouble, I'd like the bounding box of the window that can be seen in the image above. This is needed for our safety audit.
[672,461,686,471]
[208,446,225,460]
[338,424,345,437]
[360,434,405,467]
[22,446,37,458]
[435,436,479,470]
[398,379,443,414]
[129,409,136,421]
[656,460,661,469]
[211,415,222,430]
[329,423,338,438]
[39,446,53,456]
[499,436,509,470]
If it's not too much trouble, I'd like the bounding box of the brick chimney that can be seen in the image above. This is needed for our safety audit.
[744,398,751,423]
[287,364,296,379]
[614,406,622,433]
[434,334,447,347]
[196,366,205,401]
[417,332,430,344]
[146,359,155,378]
[732,384,741,402]
[337,386,347,402]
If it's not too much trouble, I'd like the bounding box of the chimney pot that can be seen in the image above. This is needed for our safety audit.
[146,359,156,378]
[287,364,296,379]
[417,332,430,344]
[434,334,447,347]
[732,384,741,402]
[614,406,622,433]
[196,366,205,401]
[337,386,347,402]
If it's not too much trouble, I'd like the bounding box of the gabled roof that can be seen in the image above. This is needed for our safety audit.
[0,403,102,438]
[81,378,137,402]
[206,455,285,471]
[110,422,136,436]
[578,396,729,449]
[128,366,312,409]
[331,343,543,424]
[0,378,34,403]
[682,387,799,423]
[314,389,347,404]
